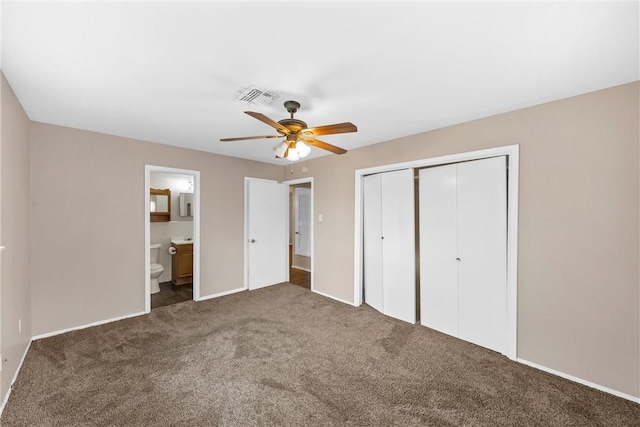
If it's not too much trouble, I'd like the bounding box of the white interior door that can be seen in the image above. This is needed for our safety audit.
[419,165,459,336]
[294,187,311,257]
[380,169,416,323]
[246,179,288,290]
[363,174,384,313]
[457,157,507,353]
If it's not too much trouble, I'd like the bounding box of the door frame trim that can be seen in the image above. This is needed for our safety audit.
[144,165,201,313]
[283,177,314,292]
[353,144,519,360]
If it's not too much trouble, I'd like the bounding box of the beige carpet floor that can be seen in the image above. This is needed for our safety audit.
[2,283,638,426]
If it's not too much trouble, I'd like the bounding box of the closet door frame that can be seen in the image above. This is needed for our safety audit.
[354,144,519,360]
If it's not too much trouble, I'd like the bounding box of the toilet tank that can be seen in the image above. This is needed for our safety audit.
[150,243,162,264]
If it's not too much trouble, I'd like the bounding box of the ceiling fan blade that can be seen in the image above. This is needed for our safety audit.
[245,111,291,135]
[302,122,357,137]
[220,135,281,142]
[301,137,347,155]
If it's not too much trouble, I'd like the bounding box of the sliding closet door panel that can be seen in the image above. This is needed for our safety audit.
[363,174,384,313]
[457,156,507,353]
[381,169,416,323]
[419,165,459,336]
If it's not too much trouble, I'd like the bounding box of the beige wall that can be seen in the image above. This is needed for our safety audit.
[30,123,281,336]
[285,82,640,398]
[1,74,32,403]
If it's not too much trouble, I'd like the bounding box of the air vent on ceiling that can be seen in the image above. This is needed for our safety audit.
[237,86,278,106]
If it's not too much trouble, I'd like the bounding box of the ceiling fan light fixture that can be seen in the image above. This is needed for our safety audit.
[296,141,311,158]
[287,147,301,161]
[274,140,310,161]
[274,141,288,158]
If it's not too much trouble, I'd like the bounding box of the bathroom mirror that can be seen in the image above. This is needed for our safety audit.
[179,193,194,217]
[150,188,171,222]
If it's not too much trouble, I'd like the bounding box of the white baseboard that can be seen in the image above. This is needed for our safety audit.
[517,358,639,404]
[197,287,246,301]
[0,339,32,416]
[32,311,147,341]
[312,289,358,307]
[291,265,311,273]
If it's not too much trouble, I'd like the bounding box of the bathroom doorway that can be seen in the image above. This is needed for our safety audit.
[144,165,201,313]
[284,178,313,291]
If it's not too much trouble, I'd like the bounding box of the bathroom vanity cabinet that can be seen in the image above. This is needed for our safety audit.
[171,243,193,286]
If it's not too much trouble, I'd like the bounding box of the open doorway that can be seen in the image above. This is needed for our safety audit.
[285,178,313,291]
[144,165,201,313]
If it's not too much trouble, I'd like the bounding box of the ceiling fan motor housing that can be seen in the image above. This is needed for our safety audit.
[279,118,308,134]
[279,101,307,135]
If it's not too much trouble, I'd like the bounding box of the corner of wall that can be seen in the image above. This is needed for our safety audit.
[0,71,33,415]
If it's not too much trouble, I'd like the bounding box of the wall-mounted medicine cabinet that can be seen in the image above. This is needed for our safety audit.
[179,193,194,217]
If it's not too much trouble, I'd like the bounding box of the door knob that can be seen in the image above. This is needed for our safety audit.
[250,239,256,243]
[456,257,461,261]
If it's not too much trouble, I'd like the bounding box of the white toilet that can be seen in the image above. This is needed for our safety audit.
[150,243,164,294]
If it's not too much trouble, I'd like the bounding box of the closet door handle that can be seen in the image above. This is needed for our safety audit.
[456,257,461,261]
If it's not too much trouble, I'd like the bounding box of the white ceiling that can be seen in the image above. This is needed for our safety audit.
[2,1,638,165]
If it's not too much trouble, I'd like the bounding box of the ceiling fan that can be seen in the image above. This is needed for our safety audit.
[220,100,357,161]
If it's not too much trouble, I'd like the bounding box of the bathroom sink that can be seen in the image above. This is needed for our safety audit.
[171,238,193,245]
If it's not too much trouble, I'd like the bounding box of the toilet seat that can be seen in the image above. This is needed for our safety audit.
[151,263,164,273]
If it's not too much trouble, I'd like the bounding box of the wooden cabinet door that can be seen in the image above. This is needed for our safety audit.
[172,244,193,285]
[176,249,193,279]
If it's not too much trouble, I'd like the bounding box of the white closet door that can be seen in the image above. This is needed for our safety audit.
[457,156,507,353]
[419,165,459,336]
[381,168,416,323]
[363,174,384,313]
[419,156,507,354]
